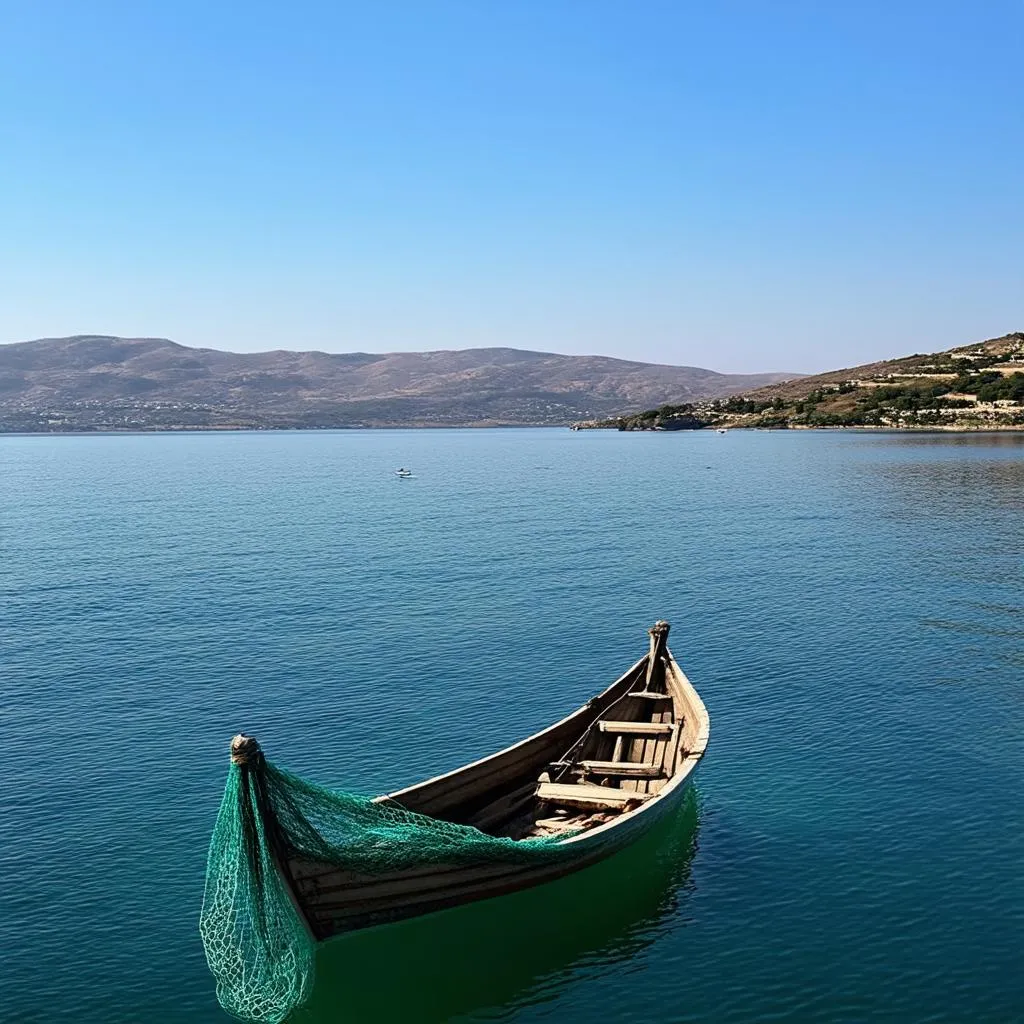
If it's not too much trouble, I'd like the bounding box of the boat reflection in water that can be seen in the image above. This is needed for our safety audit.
[292,789,701,1023]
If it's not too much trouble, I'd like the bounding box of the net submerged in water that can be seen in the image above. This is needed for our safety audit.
[199,736,573,1023]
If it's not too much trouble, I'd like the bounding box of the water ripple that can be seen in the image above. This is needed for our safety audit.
[1,428,1021,1023]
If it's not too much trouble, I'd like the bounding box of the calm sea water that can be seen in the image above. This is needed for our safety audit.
[2,428,1022,1023]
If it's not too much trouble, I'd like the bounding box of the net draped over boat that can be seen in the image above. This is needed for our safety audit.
[200,741,574,1023]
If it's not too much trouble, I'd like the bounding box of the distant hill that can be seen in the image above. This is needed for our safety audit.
[0,335,799,431]
[589,333,1024,431]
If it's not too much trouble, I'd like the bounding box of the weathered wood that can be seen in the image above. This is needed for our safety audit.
[634,713,657,796]
[608,680,649,793]
[299,860,499,899]
[598,721,674,735]
[661,712,683,780]
[638,708,673,795]
[312,847,615,932]
[534,815,579,830]
[466,781,537,832]
[307,860,525,906]
[628,691,672,700]
[636,708,661,795]
[611,735,624,762]
[643,644,658,691]
[641,620,670,693]
[536,782,649,809]
[579,760,661,777]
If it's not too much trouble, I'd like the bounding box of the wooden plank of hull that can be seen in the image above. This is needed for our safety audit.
[300,768,705,942]
[305,769,698,938]
[466,781,536,832]
[311,850,612,934]
[301,859,520,903]
[641,703,675,796]
[661,711,681,779]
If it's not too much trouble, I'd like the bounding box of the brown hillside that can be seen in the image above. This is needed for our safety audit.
[0,335,800,431]
[743,333,1024,402]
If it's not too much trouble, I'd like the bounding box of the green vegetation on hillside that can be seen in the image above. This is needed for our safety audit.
[584,333,1024,432]
[745,372,1024,428]
[611,404,708,431]
[969,372,1024,403]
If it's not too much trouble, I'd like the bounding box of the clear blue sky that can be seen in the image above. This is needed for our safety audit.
[1,1,1020,372]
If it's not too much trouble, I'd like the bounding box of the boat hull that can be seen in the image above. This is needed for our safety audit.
[284,646,709,941]
[291,762,702,938]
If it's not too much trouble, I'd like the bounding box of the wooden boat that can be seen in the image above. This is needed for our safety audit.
[236,620,708,940]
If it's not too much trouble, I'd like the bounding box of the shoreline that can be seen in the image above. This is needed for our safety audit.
[572,422,1024,434]
[3,423,1024,438]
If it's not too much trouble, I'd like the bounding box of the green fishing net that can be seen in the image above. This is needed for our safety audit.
[200,747,573,1023]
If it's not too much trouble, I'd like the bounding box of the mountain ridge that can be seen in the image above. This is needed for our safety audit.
[0,335,800,431]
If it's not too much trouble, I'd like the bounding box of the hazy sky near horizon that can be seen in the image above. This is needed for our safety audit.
[1,2,1021,374]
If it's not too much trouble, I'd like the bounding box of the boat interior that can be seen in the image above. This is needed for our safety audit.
[504,653,682,840]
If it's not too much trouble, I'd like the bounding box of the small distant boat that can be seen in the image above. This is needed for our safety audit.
[716,428,728,435]
[395,467,413,477]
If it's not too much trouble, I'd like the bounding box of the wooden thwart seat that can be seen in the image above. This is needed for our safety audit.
[627,691,672,700]
[536,782,649,809]
[578,759,661,777]
[598,721,674,736]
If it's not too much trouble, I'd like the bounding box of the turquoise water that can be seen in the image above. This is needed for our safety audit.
[3,428,1022,1023]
